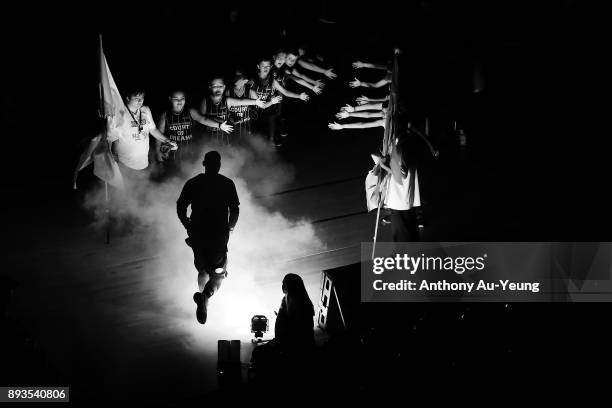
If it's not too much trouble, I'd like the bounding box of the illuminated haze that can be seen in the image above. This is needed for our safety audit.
[82,134,324,360]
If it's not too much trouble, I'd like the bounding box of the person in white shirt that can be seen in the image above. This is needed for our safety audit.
[330,110,437,242]
[107,88,177,177]
[384,136,422,242]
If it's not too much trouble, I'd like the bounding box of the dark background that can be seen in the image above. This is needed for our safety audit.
[2,0,606,239]
[1,1,610,400]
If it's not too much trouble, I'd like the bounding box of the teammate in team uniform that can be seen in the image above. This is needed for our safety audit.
[272,50,289,87]
[156,89,234,176]
[200,77,265,146]
[271,50,291,142]
[225,70,259,140]
[273,49,323,95]
[252,56,310,147]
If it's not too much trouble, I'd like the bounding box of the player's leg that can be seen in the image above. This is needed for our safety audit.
[203,252,228,299]
[192,247,211,324]
[197,271,209,293]
[390,209,420,242]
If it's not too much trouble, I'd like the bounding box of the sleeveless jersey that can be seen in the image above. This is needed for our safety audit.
[164,109,193,144]
[252,75,276,103]
[272,67,287,88]
[204,95,229,123]
[226,85,252,123]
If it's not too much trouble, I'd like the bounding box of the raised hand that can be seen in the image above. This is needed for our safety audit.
[314,80,325,89]
[325,69,337,79]
[220,121,234,134]
[356,95,369,105]
[349,78,361,88]
[336,111,349,119]
[328,122,343,130]
[271,95,283,105]
[299,92,310,101]
[352,61,364,69]
[340,104,355,113]
[254,99,266,108]
[312,84,323,95]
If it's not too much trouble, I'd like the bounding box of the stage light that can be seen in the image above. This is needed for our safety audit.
[251,315,268,341]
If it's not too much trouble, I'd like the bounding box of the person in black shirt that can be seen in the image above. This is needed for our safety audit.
[200,77,266,146]
[177,151,240,324]
[226,69,259,140]
[250,273,315,382]
[274,273,315,350]
[252,56,310,147]
[156,89,233,177]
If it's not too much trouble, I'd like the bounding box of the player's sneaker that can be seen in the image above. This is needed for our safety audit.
[193,292,207,324]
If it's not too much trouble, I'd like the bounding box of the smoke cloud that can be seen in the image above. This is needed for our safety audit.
[82,134,325,359]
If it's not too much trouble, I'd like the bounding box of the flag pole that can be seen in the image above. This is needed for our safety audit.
[371,198,383,259]
[99,33,111,245]
[372,50,399,258]
[371,172,391,259]
[105,182,110,244]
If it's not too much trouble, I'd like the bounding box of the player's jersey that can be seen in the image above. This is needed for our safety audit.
[252,75,276,103]
[204,96,229,123]
[164,109,193,144]
[272,67,287,88]
[226,85,252,123]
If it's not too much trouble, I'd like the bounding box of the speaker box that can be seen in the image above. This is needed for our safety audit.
[316,263,361,335]
[217,340,241,386]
